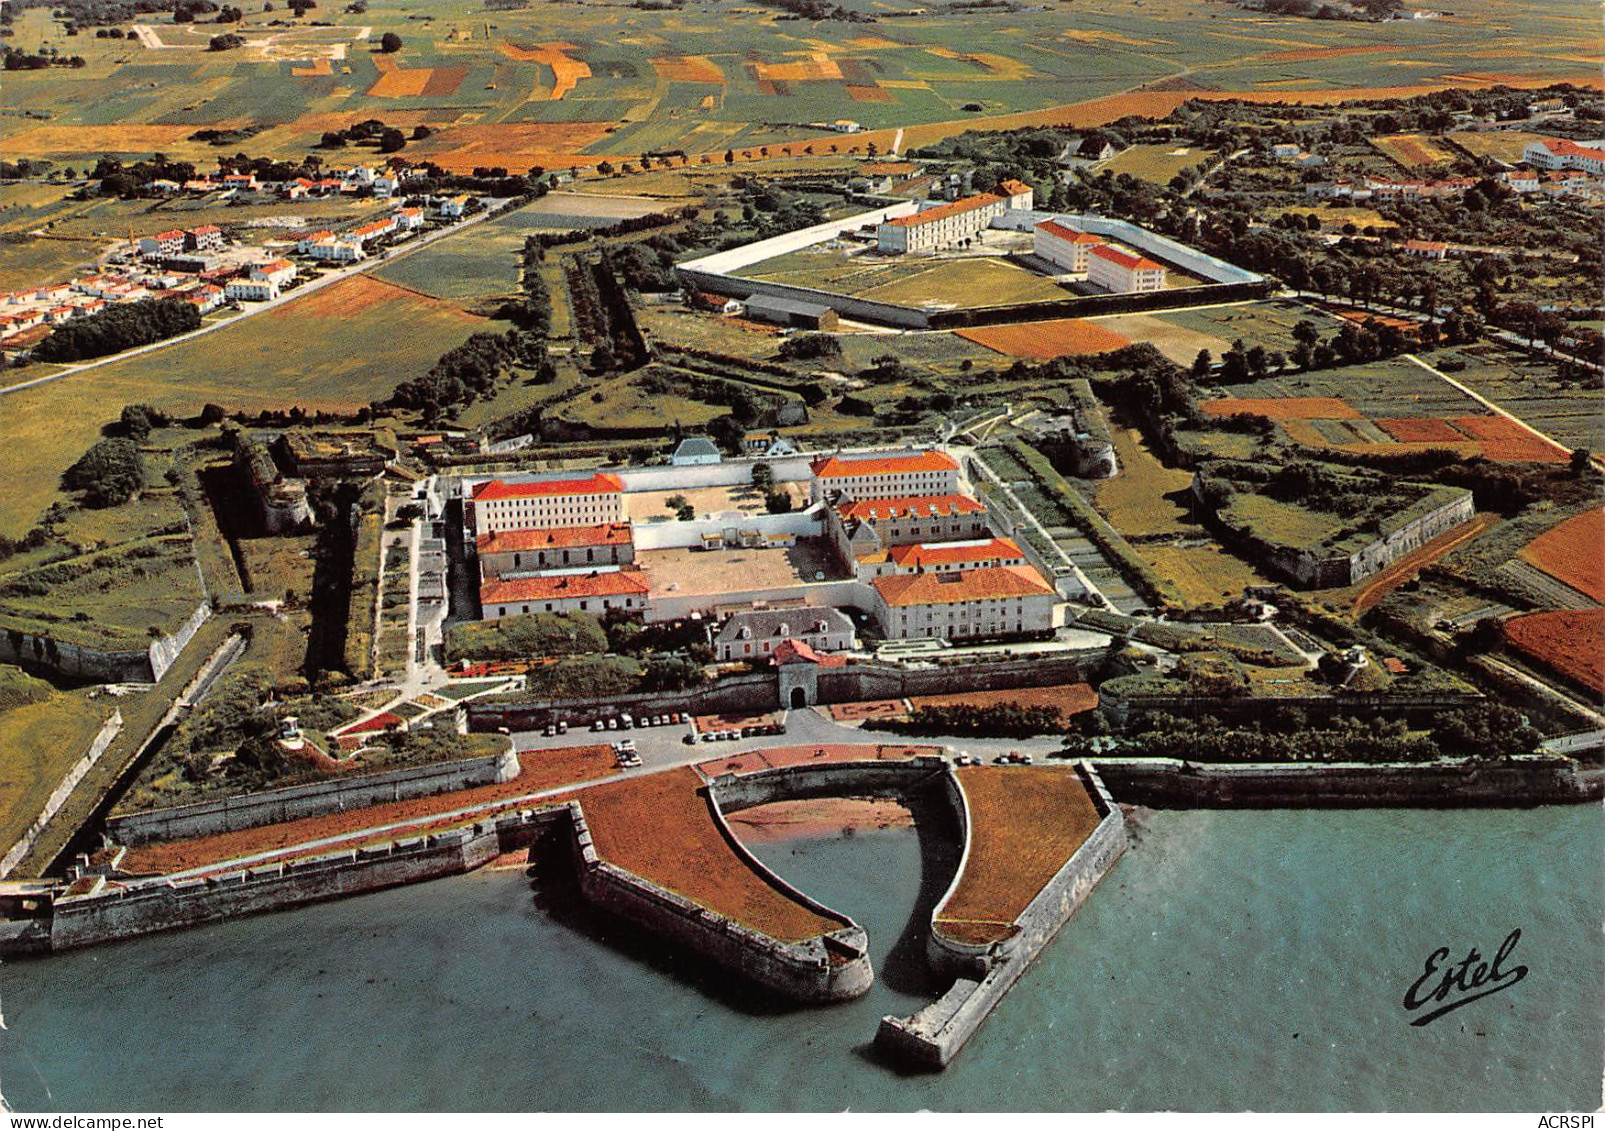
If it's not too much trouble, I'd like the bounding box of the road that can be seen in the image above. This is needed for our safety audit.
[1401,352,1579,458]
[0,197,516,398]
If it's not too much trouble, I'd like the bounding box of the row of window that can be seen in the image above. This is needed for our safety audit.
[503,595,639,616]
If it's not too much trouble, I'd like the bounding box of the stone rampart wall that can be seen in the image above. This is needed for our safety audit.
[0,710,124,880]
[107,747,519,846]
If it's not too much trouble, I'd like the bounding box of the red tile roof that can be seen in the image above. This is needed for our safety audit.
[811,450,958,479]
[480,570,649,605]
[887,537,1023,569]
[837,494,985,522]
[1034,219,1103,245]
[998,178,1032,197]
[189,224,222,235]
[771,639,847,667]
[477,523,632,554]
[1540,138,1605,161]
[882,192,1004,228]
[1090,245,1164,272]
[152,229,185,242]
[1401,239,1448,252]
[471,473,624,501]
[872,564,1055,607]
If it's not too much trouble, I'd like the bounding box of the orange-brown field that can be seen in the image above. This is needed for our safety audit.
[1201,396,1360,420]
[406,122,615,172]
[1519,507,1605,603]
[580,767,843,941]
[1450,416,1569,463]
[1377,417,1467,444]
[500,41,591,99]
[909,683,1099,725]
[1504,609,1605,694]
[1373,133,1455,168]
[2,124,204,156]
[368,56,469,99]
[651,54,725,84]
[957,318,1130,360]
[933,766,1102,947]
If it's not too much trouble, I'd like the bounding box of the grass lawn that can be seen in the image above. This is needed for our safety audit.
[552,371,728,429]
[0,692,112,855]
[1223,492,1348,551]
[1141,544,1276,607]
[1103,142,1217,184]
[1093,424,1194,538]
[853,257,1067,308]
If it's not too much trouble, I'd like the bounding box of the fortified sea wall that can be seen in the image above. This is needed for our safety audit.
[106,747,520,846]
[1090,755,1605,807]
[875,762,1128,1070]
[1,602,210,684]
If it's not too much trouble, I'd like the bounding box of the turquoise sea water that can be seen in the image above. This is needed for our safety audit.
[0,805,1598,1112]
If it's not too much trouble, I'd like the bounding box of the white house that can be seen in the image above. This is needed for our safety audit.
[225,278,279,302]
[138,229,186,259]
[250,258,297,287]
[876,192,1008,254]
[438,194,471,218]
[670,437,722,466]
[871,563,1056,641]
[713,606,856,662]
[810,450,961,503]
[479,570,649,620]
[393,206,426,231]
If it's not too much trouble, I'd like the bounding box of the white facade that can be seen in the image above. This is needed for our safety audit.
[1087,245,1166,293]
[810,451,961,502]
[225,279,279,302]
[470,474,625,535]
[1033,219,1102,272]
[876,193,1008,254]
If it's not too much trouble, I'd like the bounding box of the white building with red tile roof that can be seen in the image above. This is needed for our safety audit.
[809,449,960,503]
[186,224,225,252]
[479,569,648,619]
[997,178,1035,210]
[477,522,634,580]
[138,229,186,259]
[1087,244,1167,293]
[875,192,1008,253]
[250,259,297,287]
[470,473,625,534]
[871,563,1056,640]
[1033,218,1105,272]
[1523,138,1605,175]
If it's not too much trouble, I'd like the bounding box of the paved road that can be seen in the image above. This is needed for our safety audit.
[0,197,516,398]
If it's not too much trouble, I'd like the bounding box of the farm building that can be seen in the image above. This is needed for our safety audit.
[1522,138,1605,174]
[1400,240,1449,259]
[743,295,838,331]
[671,437,722,466]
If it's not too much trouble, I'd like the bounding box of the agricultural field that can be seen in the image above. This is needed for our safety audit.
[1102,143,1217,185]
[1370,133,1455,169]
[957,318,1130,360]
[1154,299,1322,355]
[1420,344,1595,452]
[1518,507,1604,604]
[0,275,487,538]
[1087,310,1229,367]
[1269,205,1398,233]
[1447,130,1552,164]
[0,0,1596,178]
[0,236,107,294]
[1504,609,1605,694]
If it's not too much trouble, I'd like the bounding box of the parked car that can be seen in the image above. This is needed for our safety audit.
[606,718,618,731]
[557,721,569,734]
[591,720,605,732]
[544,724,556,737]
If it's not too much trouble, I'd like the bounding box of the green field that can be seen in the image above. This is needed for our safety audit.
[1102,143,1217,185]
[0,274,488,538]
[741,248,1066,309]
[0,692,112,855]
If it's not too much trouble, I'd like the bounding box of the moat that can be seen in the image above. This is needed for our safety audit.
[2,805,1598,1111]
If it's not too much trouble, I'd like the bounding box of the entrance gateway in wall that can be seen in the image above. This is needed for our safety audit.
[790,686,808,710]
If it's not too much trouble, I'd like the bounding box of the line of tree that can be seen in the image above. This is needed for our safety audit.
[32,298,201,363]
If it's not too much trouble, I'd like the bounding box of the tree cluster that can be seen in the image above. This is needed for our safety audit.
[32,298,200,363]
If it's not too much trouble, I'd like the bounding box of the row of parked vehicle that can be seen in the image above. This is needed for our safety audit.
[686,721,788,745]
[586,711,688,733]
